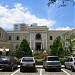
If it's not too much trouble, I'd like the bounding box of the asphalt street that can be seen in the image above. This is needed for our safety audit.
[0,67,75,75]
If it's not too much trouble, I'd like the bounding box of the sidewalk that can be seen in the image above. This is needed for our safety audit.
[36,65,65,68]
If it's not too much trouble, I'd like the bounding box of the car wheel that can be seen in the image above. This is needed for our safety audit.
[20,68,23,72]
[43,66,45,69]
[58,68,61,72]
[65,65,67,69]
[10,66,14,71]
[45,69,48,71]
[71,66,75,72]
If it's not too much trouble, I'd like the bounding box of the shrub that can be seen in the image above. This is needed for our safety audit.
[59,57,68,65]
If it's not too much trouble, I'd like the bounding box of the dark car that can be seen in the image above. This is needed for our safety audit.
[0,56,18,71]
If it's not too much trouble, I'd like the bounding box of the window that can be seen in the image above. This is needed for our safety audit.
[15,25,18,27]
[36,33,41,40]
[48,57,59,61]
[69,58,73,62]
[0,31,1,37]
[16,44,19,49]
[9,36,11,40]
[22,57,34,62]
[50,36,52,40]
[16,36,19,40]
[50,45,52,49]
[15,28,18,29]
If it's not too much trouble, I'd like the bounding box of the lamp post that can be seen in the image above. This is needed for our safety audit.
[2,47,6,56]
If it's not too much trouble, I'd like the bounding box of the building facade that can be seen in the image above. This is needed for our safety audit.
[0,26,71,55]
[14,23,28,31]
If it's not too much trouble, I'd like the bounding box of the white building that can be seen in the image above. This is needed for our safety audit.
[0,26,71,55]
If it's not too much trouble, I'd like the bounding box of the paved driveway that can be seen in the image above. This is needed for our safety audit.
[0,67,75,75]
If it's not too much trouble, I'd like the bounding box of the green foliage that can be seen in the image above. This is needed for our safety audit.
[34,55,44,59]
[47,0,75,7]
[12,39,32,58]
[51,36,64,57]
[34,51,44,59]
[72,40,75,48]
[59,57,68,64]
[46,50,51,56]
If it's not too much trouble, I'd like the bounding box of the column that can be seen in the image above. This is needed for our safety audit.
[34,33,35,51]
[43,33,44,50]
[30,33,31,48]
[46,33,47,50]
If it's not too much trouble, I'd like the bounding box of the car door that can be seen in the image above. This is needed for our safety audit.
[65,58,70,68]
[68,58,73,69]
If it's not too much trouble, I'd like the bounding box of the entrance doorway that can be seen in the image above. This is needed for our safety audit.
[36,43,41,50]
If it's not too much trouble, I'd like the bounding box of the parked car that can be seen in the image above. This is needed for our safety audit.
[42,56,61,71]
[0,56,18,71]
[65,57,75,72]
[20,57,36,72]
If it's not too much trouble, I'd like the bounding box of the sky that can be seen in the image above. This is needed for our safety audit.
[0,0,75,31]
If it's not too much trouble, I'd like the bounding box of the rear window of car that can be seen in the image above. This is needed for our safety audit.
[22,57,34,62]
[48,57,59,61]
[0,56,10,61]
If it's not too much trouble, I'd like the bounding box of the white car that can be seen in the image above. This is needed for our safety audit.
[20,57,36,72]
[65,57,75,72]
[43,56,61,71]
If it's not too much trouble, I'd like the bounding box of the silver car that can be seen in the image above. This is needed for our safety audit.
[65,57,75,72]
[43,56,61,71]
[20,57,36,72]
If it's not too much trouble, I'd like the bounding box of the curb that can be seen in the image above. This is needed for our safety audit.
[18,65,65,69]
[36,65,65,69]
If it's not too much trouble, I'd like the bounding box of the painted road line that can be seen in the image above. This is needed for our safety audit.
[40,69,42,75]
[11,69,20,75]
[61,69,70,75]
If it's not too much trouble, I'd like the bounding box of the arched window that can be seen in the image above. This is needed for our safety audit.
[36,33,41,40]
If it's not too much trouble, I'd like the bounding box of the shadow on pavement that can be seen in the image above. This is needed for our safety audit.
[45,69,62,72]
[0,67,19,72]
[20,68,38,73]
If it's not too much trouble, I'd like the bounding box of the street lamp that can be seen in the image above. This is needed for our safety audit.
[2,47,6,56]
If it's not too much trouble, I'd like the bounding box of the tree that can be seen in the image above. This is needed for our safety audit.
[12,39,32,58]
[51,36,64,57]
[47,0,75,7]
[62,30,75,55]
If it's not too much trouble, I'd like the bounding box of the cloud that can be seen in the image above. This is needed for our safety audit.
[0,3,56,30]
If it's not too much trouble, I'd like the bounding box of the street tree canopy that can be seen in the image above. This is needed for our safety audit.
[47,0,75,7]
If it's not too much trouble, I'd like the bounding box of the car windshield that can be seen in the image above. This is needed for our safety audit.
[48,57,59,61]
[22,57,34,62]
[74,58,75,61]
[0,56,10,61]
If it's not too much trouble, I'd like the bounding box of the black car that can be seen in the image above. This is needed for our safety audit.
[0,56,18,71]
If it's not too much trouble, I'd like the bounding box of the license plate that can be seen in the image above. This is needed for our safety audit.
[52,66,56,68]
[26,64,30,66]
